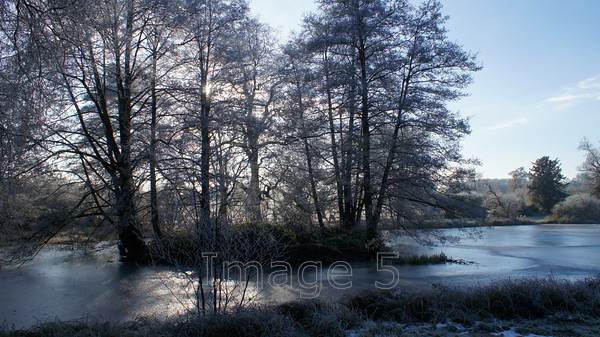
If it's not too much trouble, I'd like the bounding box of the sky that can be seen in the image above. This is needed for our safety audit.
[249,0,600,180]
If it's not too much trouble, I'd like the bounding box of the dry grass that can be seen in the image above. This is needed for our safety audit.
[383,252,449,265]
[343,276,600,324]
[3,276,600,336]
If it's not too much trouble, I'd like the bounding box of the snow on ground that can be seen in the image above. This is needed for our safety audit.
[345,321,556,337]
[492,328,552,337]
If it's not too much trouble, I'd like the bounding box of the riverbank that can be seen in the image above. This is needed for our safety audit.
[3,276,599,337]
[21,218,548,268]
[147,218,550,267]
[416,216,548,229]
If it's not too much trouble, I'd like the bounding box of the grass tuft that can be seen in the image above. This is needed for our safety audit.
[383,252,449,265]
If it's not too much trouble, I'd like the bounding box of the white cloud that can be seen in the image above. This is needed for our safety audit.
[485,118,527,130]
[578,76,600,89]
[546,94,582,103]
[545,75,600,107]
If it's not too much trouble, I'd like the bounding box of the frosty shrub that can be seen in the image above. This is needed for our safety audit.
[483,193,527,218]
[552,193,600,223]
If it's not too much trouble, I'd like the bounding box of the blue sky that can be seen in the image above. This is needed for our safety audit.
[249,0,600,179]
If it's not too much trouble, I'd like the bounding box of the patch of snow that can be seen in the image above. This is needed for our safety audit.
[492,327,552,337]
[435,319,466,331]
[345,320,380,337]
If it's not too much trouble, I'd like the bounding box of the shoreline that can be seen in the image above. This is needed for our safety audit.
[2,276,599,336]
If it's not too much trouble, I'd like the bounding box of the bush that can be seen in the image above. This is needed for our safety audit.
[483,192,528,218]
[276,299,361,336]
[552,193,600,223]
[277,225,371,265]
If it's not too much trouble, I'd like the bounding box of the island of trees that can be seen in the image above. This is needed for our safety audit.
[0,0,483,263]
[0,0,599,271]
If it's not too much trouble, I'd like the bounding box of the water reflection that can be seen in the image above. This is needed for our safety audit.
[2,224,600,328]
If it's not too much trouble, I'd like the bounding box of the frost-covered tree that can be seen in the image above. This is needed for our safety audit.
[578,138,600,198]
[224,18,281,224]
[297,0,480,246]
[552,193,600,223]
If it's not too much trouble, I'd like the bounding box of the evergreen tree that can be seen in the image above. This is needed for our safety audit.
[527,156,567,214]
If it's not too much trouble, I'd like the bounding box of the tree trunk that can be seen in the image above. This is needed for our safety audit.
[303,136,325,229]
[200,80,211,229]
[295,80,325,228]
[323,52,344,227]
[372,64,412,228]
[115,172,147,262]
[150,34,161,239]
[115,1,147,262]
[358,37,377,246]
[342,76,357,229]
[216,141,230,224]
[247,130,262,224]
[115,97,147,262]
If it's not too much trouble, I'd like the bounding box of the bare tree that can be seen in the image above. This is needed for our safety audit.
[36,0,174,261]
[0,0,87,263]
[223,18,281,224]
[297,0,480,248]
[579,138,600,198]
[176,0,249,232]
[280,45,328,228]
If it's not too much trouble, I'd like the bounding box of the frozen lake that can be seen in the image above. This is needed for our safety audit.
[1,224,600,328]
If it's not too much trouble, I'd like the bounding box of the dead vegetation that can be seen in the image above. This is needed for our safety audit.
[3,276,600,337]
